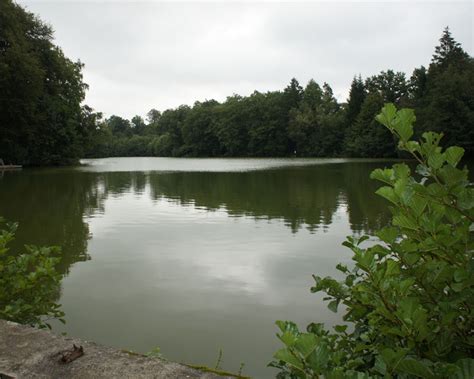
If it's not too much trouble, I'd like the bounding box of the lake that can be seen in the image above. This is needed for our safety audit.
[0,157,394,378]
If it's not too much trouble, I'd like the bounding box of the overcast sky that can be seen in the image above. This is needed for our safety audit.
[18,0,473,119]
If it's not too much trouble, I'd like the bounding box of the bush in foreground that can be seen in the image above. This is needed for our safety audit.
[0,218,64,328]
[271,104,474,378]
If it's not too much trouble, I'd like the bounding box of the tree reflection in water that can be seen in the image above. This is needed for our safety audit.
[0,161,392,277]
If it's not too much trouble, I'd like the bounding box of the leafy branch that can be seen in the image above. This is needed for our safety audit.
[271,104,474,379]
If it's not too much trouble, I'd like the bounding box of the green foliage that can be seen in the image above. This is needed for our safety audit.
[1,5,471,163]
[84,29,471,161]
[246,90,290,156]
[365,70,409,104]
[0,0,92,166]
[108,115,132,138]
[145,347,163,358]
[271,104,474,378]
[82,28,471,161]
[288,81,345,157]
[346,75,367,127]
[214,95,250,156]
[0,218,64,328]
[181,100,222,156]
[186,350,250,379]
[431,27,470,70]
[415,62,474,155]
[344,93,396,158]
[409,27,474,156]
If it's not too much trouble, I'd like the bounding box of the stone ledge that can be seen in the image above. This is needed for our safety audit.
[0,320,233,379]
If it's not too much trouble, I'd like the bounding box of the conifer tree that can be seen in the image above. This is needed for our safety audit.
[417,27,474,155]
[345,75,366,127]
[431,26,469,68]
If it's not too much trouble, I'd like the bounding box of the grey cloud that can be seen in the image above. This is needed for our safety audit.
[19,1,473,118]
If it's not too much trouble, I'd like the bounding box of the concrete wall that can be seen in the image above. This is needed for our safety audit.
[0,320,234,379]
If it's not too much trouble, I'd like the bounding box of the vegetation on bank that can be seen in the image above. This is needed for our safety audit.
[83,28,474,160]
[0,0,96,166]
[2,104,473,378]
[271,104,474,378]
[1,0,473,165]
[2,106,473,377]
[0,218,64,328]
[2,1,474,376]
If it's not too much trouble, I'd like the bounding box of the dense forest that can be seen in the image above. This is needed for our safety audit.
[0,0,95,165]
[1,0,473,165]
[87,29,473,159]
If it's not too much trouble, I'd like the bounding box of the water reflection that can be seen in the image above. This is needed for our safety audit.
[0,170,101,273]
[145,164,390,233]
[0,162,391,278]
[0,159,393,378]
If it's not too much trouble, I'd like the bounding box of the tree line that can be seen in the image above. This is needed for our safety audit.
[0,1,94,165]
[82,27,474,160]
[1,0,473,165]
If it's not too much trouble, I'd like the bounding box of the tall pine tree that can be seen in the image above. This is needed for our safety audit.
[345,75,366,127]
[416,27,474,155]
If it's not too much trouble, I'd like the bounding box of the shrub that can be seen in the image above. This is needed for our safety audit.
[0,218,65,328]
[271,104,474,378]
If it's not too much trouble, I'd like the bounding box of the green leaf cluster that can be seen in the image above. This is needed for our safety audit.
[0,0,92,166]
[0,218,65,328]
[271,104,474,378]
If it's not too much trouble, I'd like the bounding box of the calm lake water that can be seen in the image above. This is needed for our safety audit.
[0,157,395,378]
